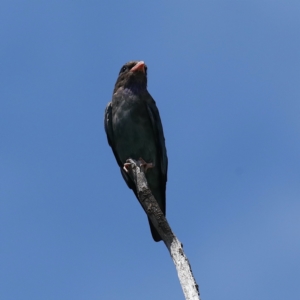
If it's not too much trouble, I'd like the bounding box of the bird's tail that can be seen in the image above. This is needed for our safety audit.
[120,167,165,242]
[148,218,162,242]
[148,187,166,242]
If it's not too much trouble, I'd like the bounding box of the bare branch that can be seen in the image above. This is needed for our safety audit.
[127,158,201,300]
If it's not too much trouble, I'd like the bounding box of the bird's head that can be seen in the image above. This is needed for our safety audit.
[113,61,148,94]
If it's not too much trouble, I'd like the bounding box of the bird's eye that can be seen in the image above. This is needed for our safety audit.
[120,66,127,73]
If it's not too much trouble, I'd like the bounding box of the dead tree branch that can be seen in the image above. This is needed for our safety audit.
[127,158,201,300]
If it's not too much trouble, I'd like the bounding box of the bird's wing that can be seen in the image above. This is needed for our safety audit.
[104,102,114,147]
[104,101,124,167]
[146,97,168,183]
[104,100,137,192]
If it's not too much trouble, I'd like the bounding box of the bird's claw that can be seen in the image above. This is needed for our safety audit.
[123,158,154,173]
[123,162,132,173]
[138,157,154,172]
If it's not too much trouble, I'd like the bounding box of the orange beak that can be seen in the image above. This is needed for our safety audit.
[130,61,145,73]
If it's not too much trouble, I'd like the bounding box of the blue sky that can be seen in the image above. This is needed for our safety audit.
[1,1,299,299]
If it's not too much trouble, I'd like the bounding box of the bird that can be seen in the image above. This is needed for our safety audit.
[104,61,168,242]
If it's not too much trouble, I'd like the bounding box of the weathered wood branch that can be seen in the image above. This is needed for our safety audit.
[127,158,201,300]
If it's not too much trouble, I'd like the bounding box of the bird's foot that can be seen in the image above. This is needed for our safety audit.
[123,158,154,173]
[123,162,132,173]
[138,157,154,172]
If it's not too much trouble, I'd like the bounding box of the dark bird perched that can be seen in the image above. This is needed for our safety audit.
[104,61,168,242]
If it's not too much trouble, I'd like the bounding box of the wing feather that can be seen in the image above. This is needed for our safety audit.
[146,98,168,183]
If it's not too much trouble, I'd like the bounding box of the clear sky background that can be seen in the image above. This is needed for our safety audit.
[1,1,299,299]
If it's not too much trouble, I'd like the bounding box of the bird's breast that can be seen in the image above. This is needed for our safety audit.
[112,93,157,164]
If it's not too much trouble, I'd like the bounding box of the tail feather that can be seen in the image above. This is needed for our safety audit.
[148,218,162,242]
[120,167,166,242]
